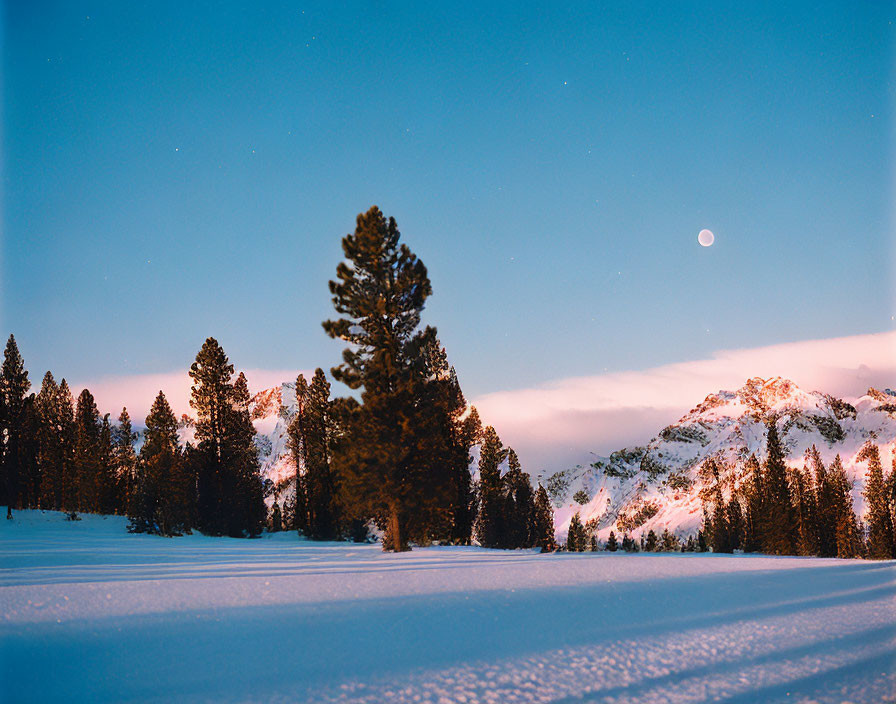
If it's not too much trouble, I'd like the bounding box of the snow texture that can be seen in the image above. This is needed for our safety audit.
[2,510,894,703]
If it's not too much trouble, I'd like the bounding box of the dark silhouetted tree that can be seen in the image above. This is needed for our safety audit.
[131,391,189,536]
[190,339,264,537]
[533,485,556,552]
[761,421,796,554]
[288,369,339,540]
[73,389,101,513]
[1,335,30,517]
[114,408,138,516]
[606,530,618,552]
[567,511,586,552]
[323,207,434,552]
[828,454,861,558]
[859,443,894,559]
[475,425,507,548]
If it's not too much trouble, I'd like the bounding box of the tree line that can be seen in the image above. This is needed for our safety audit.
[702,422,896,559]
[541,418,894,559]
[6,207,891,557]
[1,207,556,550]
[0,334,266,537]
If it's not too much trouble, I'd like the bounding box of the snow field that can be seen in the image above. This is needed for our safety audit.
[1,510,894,703]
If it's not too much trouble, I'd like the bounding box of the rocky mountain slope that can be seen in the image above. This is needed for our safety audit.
[543,377,896,542]
[215,376,896,542]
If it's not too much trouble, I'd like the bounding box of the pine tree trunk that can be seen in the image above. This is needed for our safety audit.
[387,507,409,552]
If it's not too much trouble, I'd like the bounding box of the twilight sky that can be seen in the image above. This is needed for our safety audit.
[2,2,894,463]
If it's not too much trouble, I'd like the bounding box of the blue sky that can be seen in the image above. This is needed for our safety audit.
[3,1,894,403]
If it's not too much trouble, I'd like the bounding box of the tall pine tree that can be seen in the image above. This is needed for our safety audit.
[1,335,30,517]
[829,454,861,558]
[73,389,101,513]
[132,391,190,535]
[761,421,796,555]
[323,207,434,552]
[475,425,507,548]
[190,339,264,537]
[532,484,556,552]
[501,448,536,548]
[740,454,764,552]
[858,442,895,559]
[810,446,837,557]
[288,369,339,540]
[566,511,586,552]
[791,455,818,556]
[57,380,77,512]
[114,408,138,517]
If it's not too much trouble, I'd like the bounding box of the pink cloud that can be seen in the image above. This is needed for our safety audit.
[72,368,309,423]
[68,331,895,476]
[471,330,896,475]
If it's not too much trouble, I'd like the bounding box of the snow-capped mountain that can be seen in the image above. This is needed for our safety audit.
[543,377,896,542]
[248,382,298,488]
[238,376,895,541]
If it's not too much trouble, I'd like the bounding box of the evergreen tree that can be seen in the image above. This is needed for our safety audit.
[288,373,310,535]
[810,446,837,557]
[132,391,190,536]
[761,421,796,555]
[704,458,731,553]
[645,529,658,552]
[36,373,62,510]
[113,408,138,516]
[451,407,481,545]
[190,339,264,537]
[567,511,586,552]
[726,497,744,552]
[791,456,818,556]
[0,335,30,517]
[288,369,339,540]
[828,454,861,558]
[281,494,295,533]
[96,414,119,515]
[17,394,40,509]
[322,206,434,552]
[397,332,463,545]
[660,528,679,552]
[740,454,764,552]
[231,372,266,537]
[73,389,101,513]
[859,443,894,559]
[57,380,77,512]
[191,338,235,534]
[606,530,618,552]
[501,448,536,548]
[532,485,556,552]
[475,425,507,548]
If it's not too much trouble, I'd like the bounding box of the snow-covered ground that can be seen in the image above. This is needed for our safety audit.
[2,511,894,703]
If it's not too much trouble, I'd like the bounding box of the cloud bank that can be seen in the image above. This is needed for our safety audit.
[74,368,308,423]
[470,330,896,475]
[71,331,895,477]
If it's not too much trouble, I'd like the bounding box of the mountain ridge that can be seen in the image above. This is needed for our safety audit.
[215,376,896,541]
